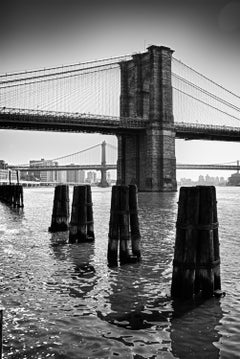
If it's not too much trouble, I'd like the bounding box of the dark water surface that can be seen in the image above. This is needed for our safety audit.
[0,187,240,358]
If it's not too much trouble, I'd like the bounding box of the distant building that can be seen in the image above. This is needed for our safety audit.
[198,175,204,184]
[86,171,97,184]
[227,171,240,186]
[66,169,85,183]
[29,159,58,182]
[0,160,8,169]
[57,171,67,183]
[179,174,227,187]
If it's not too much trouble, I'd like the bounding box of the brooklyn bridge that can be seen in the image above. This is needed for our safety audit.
[1,45,240,191]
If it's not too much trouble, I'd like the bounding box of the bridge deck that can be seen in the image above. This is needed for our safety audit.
[1,108,240,141]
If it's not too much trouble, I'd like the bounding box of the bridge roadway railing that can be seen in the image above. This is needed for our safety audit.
[177,163,240,171]
[10,163,240,172]
[0,107,147,132]
[175,121,240,141]
[9,164,117,171]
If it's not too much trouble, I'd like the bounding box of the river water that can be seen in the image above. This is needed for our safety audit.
[0,186,240,359]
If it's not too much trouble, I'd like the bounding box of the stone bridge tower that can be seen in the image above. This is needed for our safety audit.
[117,45,177,192]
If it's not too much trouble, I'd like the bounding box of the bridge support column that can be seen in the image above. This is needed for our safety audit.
[99,140,109,187]
[118,45,177,191]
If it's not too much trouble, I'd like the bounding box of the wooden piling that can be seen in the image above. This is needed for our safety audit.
[196,186,221,298]
[212,187,221,292]
[108,186,120,266]
[0,308,2,359]
[69,185,94,243]
[16,170,20,185]
[171,186,221,300]
[8,170,11,185]
[0,184,24,208]
[119,185,131,264]
[49,185,69,232]
[107,185,140,266]
[86,185,94,240]
[129,184,141,259]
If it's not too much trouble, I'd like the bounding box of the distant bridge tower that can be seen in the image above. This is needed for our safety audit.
[99,141,108,187]
[118,45,177,191]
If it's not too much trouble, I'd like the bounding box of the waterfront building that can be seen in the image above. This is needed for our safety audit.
[57,171,67,183]
[29,159,58,182]
[0,160,8,169]
[227,172,240,186]
[86,171,97,184]
[66,168,85,184]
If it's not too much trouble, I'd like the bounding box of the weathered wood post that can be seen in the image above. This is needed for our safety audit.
[108,185,140,266]
[129,184,141,259]
[119,185,132,264]
[171,186,221,299]
[19,185,24,208]
[16,170,20,185]
[86,185,94,241]
[69,185,95,243]
[12,185,23,208]
[196,186,221,298]
[171,187,198,299]
[108,185,120,266]
[0,308,3,359]
[49,185,69,232]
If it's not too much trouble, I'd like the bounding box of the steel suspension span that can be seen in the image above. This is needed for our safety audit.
[1,45,240,191]
[8,142,240,172]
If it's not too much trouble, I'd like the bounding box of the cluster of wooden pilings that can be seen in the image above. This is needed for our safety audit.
[49,184,141,265]
[49,183,223,298]
[171,186,222,299]
[49,184,94,243]
[0,184,24,208]
[108,185,141,266]
[69,185,94,243]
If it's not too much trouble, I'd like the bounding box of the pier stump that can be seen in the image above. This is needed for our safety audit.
[69,185,95,243]
[86,185,94,241]
[0,184,24,208]
[13,185,24,208]
[119,185,131,264]
[108,185,141,266]
[49,185,69,232]
[129,184,141,259]
[108,186,120,266]
[171,186,221,299]
[0,308,2,359]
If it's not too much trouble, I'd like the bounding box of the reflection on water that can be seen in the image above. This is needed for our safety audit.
[0,187,240,358]
[171,297,222,359]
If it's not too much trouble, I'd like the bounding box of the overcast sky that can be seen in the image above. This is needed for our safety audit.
[1,0,240,180]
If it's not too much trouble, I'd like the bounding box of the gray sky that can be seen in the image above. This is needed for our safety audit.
[1,0,240,180]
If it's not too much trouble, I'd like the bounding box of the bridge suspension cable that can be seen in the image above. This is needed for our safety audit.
[0,53,136,116]
[51,143,101,162]
[172,57,240,128]
[0,53,132,79]
[1,51,240,131]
